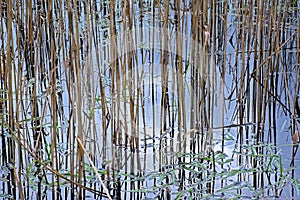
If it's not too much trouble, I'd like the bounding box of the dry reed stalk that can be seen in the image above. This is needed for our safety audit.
[91,1,109,170]
[77,138,112,200]
[161,0,169,137]
[189,0,198,154]
[133,17,143,172]
[206,0,215,193]
[176,0,186,153]
[150,0,155,151]
[15,2,25,197]
[220,0,229,174]
[71,0,85,197]
[124,0,136,152]
[271,0,281,151]
[65,0,76,197]
[136,6,147,156]
[13,165,24,200]
[197,0,204,154]
[109,0,117,148]
[84,0,95,164]
[187,6,195,155]
[110,0,120,194]
[251,0,264,189]
[245,0,254,147]
[45,1,62,198]
[6,0,16,197]
[209,0,216,133]
[293,130,299,144]
[121,1,128,149]
[294,12,300,132]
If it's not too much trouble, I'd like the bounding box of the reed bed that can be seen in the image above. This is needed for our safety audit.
[0,0,299,199]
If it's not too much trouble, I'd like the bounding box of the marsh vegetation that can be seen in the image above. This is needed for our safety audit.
[0,0,300,199]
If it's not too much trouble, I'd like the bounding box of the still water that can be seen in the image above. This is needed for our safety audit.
[0,0,300,199]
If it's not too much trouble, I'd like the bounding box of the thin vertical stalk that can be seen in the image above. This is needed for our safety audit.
[74,1,84,197]
[6,0,16,197]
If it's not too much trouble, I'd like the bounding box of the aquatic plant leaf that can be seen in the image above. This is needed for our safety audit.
[0,194,14,199]
[250,144,258,156]
[222,169,241,178]
[265,154,275,172]
[224,131,235,140]
[0,177,9,182]
[279,155,283,176]
[222,158,234,164]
